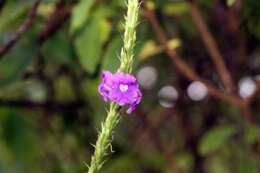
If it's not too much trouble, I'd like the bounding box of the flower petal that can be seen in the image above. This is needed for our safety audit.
[98,70,142,113]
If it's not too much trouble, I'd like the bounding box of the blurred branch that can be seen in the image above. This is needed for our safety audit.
[21,1,89,113]
[232,0,244,13]
[211,0,255,118]
[173,107,206,173]
[134,110,182,173]
[142,5,238,105]
[37,1,72,45]
[186,0,235,93]
[35,2,72,100]
[39,0,116,81]
[0,0,42,58]
[142,4,253,122]
[213,0,246,72]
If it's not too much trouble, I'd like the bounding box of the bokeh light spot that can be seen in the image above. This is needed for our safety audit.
[187,81,208,101]
[238,77,257,99]
[137,66,158,90]
[158,85,179,108]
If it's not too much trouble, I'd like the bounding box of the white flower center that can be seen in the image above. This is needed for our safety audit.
[119,84,129,92]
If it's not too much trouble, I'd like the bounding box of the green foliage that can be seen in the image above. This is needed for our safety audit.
[102,36,122,72]
[118,0,139,73]
[74,7,111,74]
[0,2,28,32]
[199,126,236,155]
[175,151,194,172]
[162,2,188,16]
[226,0,236,7]
[0,0,259,173]
[239,160,258,173]
[0,108,39,172]
[244,125,260,144]
[42,30,74,65]
[70,0,94,33]
[3,110,37,160]
[55,76,75,101]
[0,38,37,85]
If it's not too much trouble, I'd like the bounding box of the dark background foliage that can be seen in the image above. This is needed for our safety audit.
[0,0,259,173]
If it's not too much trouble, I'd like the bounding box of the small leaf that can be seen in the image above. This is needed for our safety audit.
[227,0,236,7]
[139,39,181,60]
[198,126,236,156]
[167,38,182,50]
[146,1,156,10]
[139,40,162,60]
[37,3,55,17]
[162,2,188,16]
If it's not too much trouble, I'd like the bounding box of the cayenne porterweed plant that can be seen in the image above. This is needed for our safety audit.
[86,1,141,173]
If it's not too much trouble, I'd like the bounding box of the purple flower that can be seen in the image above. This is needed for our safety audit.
[98,71,142,114]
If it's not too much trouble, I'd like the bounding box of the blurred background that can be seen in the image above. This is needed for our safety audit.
[0,0,260,172]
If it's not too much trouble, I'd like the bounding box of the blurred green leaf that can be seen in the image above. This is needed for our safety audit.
[111,0,125,8]
[139,39,181,60]
[42,30,74,64]
[227,0,236,7]
[175,151,194,172]
[83,78,106,124]
[74,8,111,74]
[142,151,167,172]
[239,160,258,173]
[245,125,260,144]
[54,76,75,102]
[0,108,10,123]
[102,36,122,72]
[199,126,236,155]
[2,110,38,164]
[0,38,37,86]
[70,0,94,33]
[100,154,139,173]
[0,2,29,32]
[162,2,188,16]
[205,156,230,173]
[37,2,56,17]
[139,40,162,60]
[0,81,40,100]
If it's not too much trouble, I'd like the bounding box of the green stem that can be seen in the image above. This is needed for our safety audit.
[87,103,120,173]
[119,0,139,73]
[87,1,139,173]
